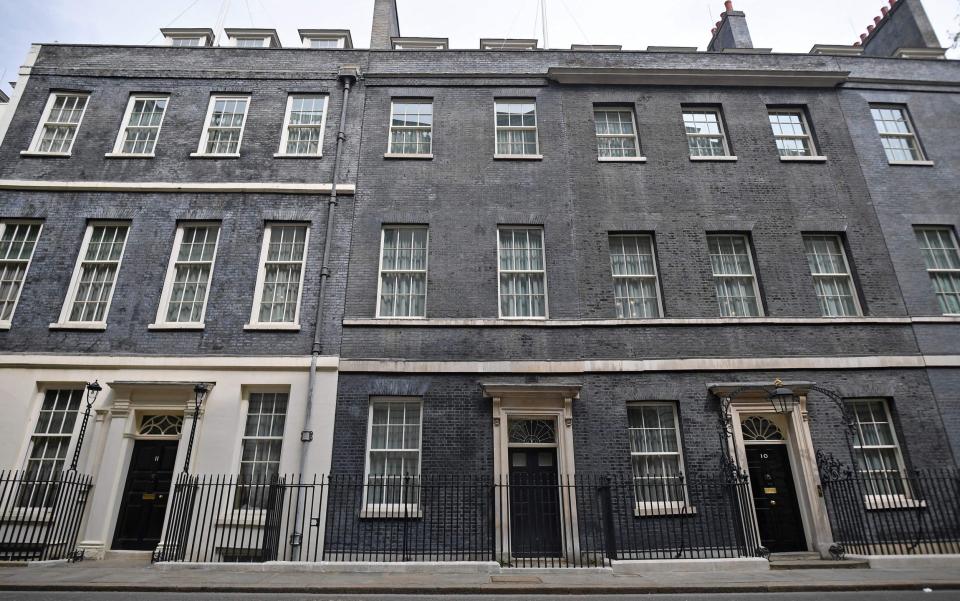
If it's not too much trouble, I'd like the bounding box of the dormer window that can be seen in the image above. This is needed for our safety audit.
[236,37,269,48]
[225,29,280,48]
[171,37,203,47]
[480,38,538,50]
[160,28,215,47]
[392,37,448,50]
[299,29,353,49]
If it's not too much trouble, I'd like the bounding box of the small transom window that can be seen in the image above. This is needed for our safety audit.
[508,419,556,444]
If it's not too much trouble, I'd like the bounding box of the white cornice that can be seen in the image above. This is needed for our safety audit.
[344,317,919,327]
[0,180,354,195]
[339,355,960,374]
[0,354,339,370]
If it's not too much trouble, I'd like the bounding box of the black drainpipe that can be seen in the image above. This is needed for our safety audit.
[291,65,358,558]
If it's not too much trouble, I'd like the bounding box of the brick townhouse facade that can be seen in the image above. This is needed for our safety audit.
[0,0,957,565]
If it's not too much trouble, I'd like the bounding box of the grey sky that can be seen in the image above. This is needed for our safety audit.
[1,0,958,96]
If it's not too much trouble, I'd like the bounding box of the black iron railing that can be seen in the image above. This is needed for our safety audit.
[0,470,94,561]
[157,473,757,566]
[819,456,960,556]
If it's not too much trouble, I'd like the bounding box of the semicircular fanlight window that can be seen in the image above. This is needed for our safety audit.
[139,414,184,436]
[508,419,557,444]
[741,415,784,441]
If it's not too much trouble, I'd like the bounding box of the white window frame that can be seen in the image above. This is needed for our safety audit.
[609,233,663,319]
[108,94,170,157]
[303,36,346,49]
[24,92,90,156]
[246,223,310,330]
[803,234,862,317]
[151,222,221,329]
[192,94,251,158]
[594,107,643,161]
[494,99,541,159]
[767,108,818,158]
[231,388,289,513]
[627,402,690,515]
[497,226,548,319]
[915,226,960,316]
[0,220,43,329]
[233,36,270,48]
[848,399,915,508]
[386,99,434,157]
[361,397,423,518]
[707,233,764,318]
[52,221,130,329]
[276,94,328,157]
[169,36,204,47]
[870,104,927,164]
[376,226,429,319]
[17,388,85,510]
[682,107,733,159]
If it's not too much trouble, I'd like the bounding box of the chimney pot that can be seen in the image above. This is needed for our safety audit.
[853,41,861,46]
[867,24,875,33]
[724,0,733,11]
[860,33,868,41]
[874,15,882,25]
[881,6,889,16]
[711,27,717,34]
[889,0,896,5]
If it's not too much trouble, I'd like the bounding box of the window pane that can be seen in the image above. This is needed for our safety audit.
[915,227,960,315]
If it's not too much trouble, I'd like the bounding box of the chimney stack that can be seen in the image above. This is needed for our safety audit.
[707,0,754,52]
[860,0,944,58]
[370,0,400,50]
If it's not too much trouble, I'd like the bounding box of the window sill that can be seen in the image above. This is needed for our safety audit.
[864,495,927,510]
[375,315,427,320]
[1,508,53,523]
[104,152,155,159]
[216,509,267,526]
[189,152,241,159]
[497,316,549,321]
[20,151,71,158]
[0,322,10,331]
[384,152,434,160]
[689,155,738,162]
[148,323,205,331]
[359,507,423,519]
[273,153,323,159]
[598,156,647,163]
[780,155,828,163]
[635,503,697,517]
[493,154,543,161]
[49,322,106,331]
[888,160,935,167]
[243,323,301,331]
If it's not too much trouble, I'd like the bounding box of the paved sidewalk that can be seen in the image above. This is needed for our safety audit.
[0,556,958,594]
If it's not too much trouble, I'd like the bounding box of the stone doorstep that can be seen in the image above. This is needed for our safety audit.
[769,559,870,569]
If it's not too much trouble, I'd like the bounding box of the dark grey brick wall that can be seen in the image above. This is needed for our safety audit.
[332,369,954,476]
[0,190,352,355]
[341,82,910,361]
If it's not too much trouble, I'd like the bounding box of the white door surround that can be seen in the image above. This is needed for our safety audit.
[710,381,835,557]
[482,383,581,563]
[78,381,210,559]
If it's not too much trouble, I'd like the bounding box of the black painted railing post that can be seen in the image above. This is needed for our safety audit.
[598,475,618,561]
[68,381,101,472]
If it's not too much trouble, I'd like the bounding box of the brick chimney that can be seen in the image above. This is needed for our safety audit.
[707,0,754,52]
[370,0,401,50]
[860,0,944,58]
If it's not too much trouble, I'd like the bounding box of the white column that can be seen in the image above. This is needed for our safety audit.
[76,400,133,559]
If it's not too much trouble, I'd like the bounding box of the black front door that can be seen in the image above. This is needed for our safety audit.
[746,444,806,553]
[113,439,179,550]
[508,447,562,557]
